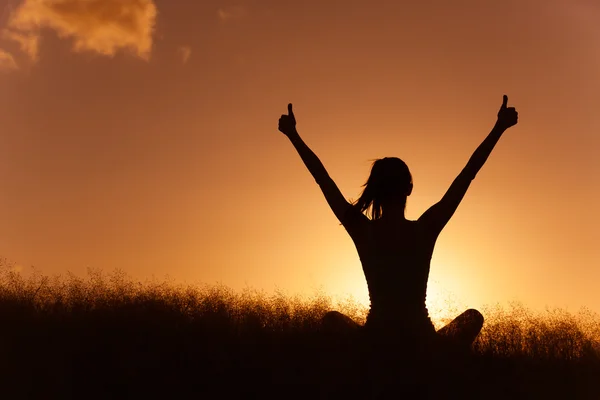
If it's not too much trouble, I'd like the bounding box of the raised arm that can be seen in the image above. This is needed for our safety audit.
[419,95,519,236]
[278,104,356,225]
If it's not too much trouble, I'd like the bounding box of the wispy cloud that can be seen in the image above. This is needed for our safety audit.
[178,45,191,65]
[3,0,158,61]
[3,30,39,61]
[0,48,18,71]
[217,5,246,22]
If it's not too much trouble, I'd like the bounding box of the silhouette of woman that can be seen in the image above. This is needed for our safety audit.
[277,96,518,362]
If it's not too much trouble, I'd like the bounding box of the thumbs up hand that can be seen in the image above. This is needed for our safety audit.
[278,103,298,137]
[496,95,519,129]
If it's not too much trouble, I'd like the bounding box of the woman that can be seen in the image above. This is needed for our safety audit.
[277,96,518,357]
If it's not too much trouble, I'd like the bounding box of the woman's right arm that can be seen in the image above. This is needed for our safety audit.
[279,104,363,226]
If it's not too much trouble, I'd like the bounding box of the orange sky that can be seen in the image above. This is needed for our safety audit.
[1,0,599,318]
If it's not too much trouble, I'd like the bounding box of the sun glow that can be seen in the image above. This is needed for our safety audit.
[326,246,471,329]
[324,251,370,309]
[428,249,471,327]
[426,279,464,328]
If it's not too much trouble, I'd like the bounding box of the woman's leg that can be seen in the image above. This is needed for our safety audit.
[436,309,484,349]
[435,309,485,397]
[321,310,361,333]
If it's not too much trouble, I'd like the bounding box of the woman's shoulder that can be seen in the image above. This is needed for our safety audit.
[341,206,371,236]
[342,205,370,223]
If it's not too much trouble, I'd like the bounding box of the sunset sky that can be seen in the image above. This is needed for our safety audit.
[1,0,599,318]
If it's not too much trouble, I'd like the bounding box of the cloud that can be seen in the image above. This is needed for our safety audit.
[178,45,191,65]
[3,30,39,61]
[0,48,18,70]
[217,6,246,22]
[4,0,158,61]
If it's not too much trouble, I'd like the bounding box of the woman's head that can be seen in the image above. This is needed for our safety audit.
[353,157,413,220]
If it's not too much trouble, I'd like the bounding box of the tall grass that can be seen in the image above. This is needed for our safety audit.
[0,259,598,399]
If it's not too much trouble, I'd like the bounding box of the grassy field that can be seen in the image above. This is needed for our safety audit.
[0,261,598,399]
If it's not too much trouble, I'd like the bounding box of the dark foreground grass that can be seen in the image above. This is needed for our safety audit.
[0,262,598,399]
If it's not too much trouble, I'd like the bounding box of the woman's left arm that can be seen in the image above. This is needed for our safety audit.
[418,95,519,235]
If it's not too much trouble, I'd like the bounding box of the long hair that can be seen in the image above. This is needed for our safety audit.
[353,157,412,220]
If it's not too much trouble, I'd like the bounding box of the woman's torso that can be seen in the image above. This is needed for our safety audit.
[345,214,438,338]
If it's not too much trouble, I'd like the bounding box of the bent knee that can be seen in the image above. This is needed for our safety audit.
[322,310,345,323]
[322,311,359,331]
[464,309,484,328]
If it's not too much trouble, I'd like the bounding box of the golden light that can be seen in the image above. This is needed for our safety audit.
[323,244,473,329]
[323,250,370,309]
[428,248,470,328]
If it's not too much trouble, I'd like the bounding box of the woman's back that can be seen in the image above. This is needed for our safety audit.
[343,209,437,338]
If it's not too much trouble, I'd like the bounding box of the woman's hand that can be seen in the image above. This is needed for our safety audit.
[278,103,298,137]
[496,95,519,130]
